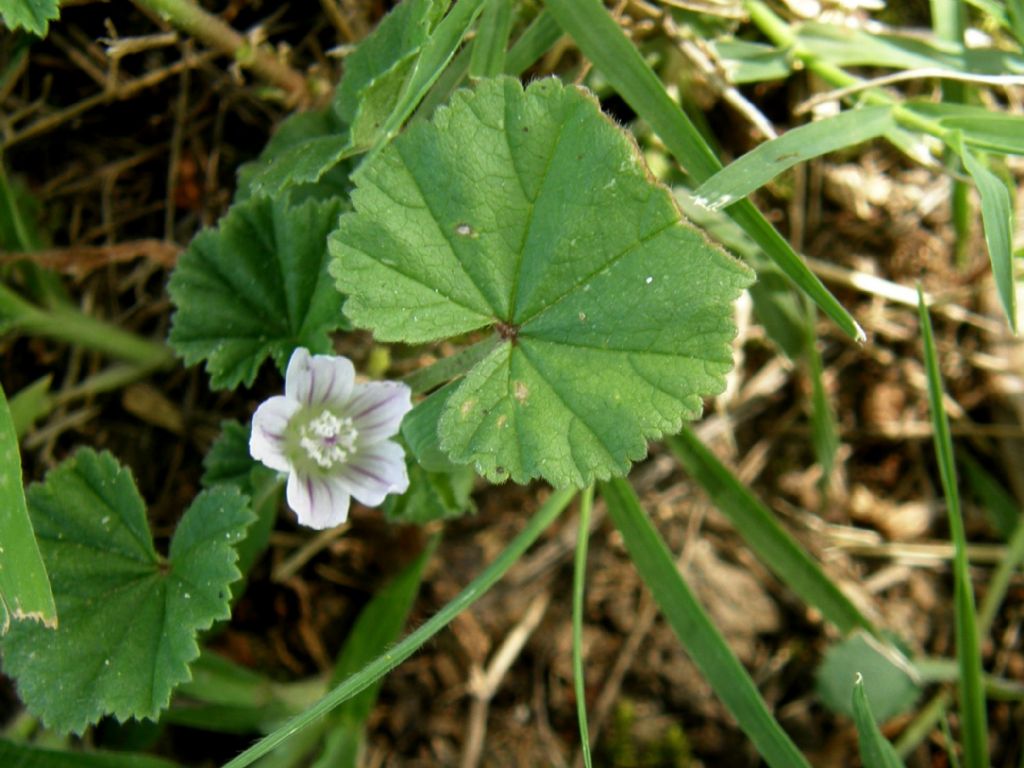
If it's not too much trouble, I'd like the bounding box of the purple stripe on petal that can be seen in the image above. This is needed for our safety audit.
[353,391,401,420]
[346,462,388,487]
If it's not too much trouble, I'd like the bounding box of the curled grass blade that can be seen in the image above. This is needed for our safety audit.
[917,288,989,767]
[542,0,863,342]
[601,478,811,768]
[221,488,576,768]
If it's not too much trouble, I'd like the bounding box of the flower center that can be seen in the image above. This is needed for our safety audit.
[297,410,359,469]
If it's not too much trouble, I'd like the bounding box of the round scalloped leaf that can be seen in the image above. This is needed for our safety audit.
[0,450,253,734]
[168,195,347,390]
[330,76,753,487]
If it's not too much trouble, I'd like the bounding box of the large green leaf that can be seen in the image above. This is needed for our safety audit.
[0,0,59,36]
[0,382,56,632]
[168,196,346,389]
[331,77,752,487]
[0,450,253,734]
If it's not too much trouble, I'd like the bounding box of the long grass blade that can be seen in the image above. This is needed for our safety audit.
[469,0,513,79]
[668,430,873,635]
[693,106,894,211]
[542,0,863,342]
[504,10,562,76]
[314,536,440,767]
[601,478,811,768]
[573,485,594,768]
[221,487,575,768]
[917,288,989,767]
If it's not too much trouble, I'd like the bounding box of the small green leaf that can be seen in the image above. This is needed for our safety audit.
[332,0,446,126]
[1,450,253,734]
[201,421,280,587]
[817,631,921,721]
[0,382,56,632]
[694,106,894,211]
[955,138,1016,332]
[0,0,59,37]
[401,381,464,472]
[331,77,752,487]
[384,461,475,524]
[852,675,907,768]
[168,196,347,389]
[202,420,274,493]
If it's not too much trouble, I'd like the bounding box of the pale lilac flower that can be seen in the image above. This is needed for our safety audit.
[249,348,413,529]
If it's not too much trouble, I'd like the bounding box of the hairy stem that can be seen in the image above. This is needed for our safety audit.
[132,0,309,104]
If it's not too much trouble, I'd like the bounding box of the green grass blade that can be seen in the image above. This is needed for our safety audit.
[668,430,873,635]
[543,0,863,342]
[693,106,894,211]
[221,487,575,768]
[504,9,562,75]
[469,0,513,79]
[852,675,907,768]
[601,478,811,768]
[315,536,439,767]
[573,485,594,768]
[917,288,989,767]
[806,329,839,493]
[0,381,57,632]
[956,137,1017,332]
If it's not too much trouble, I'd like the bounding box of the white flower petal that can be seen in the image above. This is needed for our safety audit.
[286,471,352,529]
[285,347,356,408]
[337,440,409,507]
[250,395,300,472]
[349,381,413,443]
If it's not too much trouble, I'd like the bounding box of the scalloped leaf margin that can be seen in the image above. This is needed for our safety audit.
[330,76,753,487]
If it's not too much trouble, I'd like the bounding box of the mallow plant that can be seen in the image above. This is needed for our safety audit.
[2,0,1022,766]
